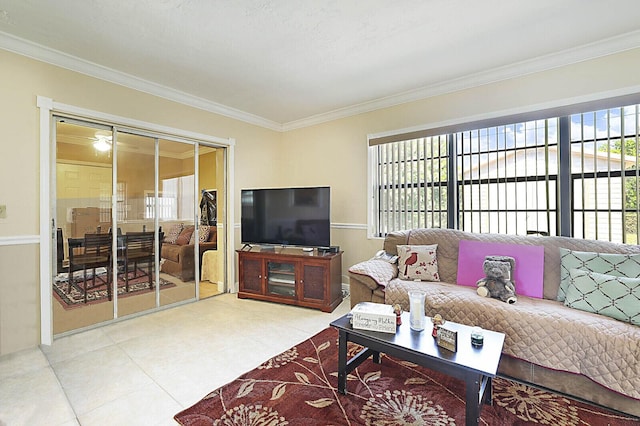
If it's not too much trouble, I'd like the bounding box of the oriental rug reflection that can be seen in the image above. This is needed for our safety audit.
[53,268,174,309]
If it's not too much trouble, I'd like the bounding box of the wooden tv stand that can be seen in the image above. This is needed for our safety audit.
[237,247,343,312]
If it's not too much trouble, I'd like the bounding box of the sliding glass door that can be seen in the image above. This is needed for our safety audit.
[52,118,226,334]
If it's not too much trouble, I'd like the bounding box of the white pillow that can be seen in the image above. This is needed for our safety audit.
[397,244,440,281]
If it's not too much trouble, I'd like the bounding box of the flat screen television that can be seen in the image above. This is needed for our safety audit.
[241,186,330,247]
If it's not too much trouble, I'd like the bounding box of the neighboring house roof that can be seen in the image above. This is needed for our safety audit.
[463,145,636,179]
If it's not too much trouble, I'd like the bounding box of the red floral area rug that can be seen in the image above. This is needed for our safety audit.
[53,271,174,309]
[174,327,638,425]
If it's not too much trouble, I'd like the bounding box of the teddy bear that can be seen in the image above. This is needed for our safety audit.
[476,255,517,304]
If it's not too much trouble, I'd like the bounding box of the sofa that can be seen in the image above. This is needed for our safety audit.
[160,224,217,281]
[348,228,640,417]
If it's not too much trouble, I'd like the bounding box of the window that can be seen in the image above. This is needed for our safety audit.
[456,120,558,236]
[370,102,640,243]
[145,175,195,220]
[571,106,639,243]
[372,136,448,236]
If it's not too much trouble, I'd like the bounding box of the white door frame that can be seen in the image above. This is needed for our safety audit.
[37,96,236,345]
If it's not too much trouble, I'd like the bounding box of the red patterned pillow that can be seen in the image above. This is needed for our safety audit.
[176,226,195,246]
[397,244,440,281]
[165,223,184,244]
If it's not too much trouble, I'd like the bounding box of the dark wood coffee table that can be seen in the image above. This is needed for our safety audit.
[330,312,505,426]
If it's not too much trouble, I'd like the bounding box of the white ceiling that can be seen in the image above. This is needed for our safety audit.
[1,1,640,130]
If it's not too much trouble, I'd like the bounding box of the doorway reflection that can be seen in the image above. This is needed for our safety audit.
[115,132,160,317]
[158,139,198,306]
[198,146,224,298]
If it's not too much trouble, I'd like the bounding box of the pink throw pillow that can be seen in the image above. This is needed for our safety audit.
[457,240,544,298]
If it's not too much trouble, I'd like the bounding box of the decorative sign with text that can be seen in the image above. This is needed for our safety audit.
[350,302,397,334]
[436,326,458,352]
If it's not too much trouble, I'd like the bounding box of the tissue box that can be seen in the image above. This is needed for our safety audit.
[350,302,396,333]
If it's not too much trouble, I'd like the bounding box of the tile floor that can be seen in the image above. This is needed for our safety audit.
[0,293,351,425]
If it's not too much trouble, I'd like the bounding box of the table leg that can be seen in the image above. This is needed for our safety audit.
[465,374,481,426]
[485,377,493,405]
[338,330,347,395]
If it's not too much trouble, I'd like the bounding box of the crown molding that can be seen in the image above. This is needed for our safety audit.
[282,30,640,131]
[0,31,284,132]
[2,29,639,133]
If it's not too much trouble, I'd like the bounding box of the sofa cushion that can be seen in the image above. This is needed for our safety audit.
[165,223,184,244]
[379,228,640,301]
[189,225,211,245]
[558,249,640,302]
[176,225,195,246]
[566,268,640,326]
[397,244,439,281]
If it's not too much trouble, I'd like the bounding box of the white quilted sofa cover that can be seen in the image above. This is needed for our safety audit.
[349,228,640,401]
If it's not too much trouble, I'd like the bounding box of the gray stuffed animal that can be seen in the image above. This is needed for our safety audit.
[476,255,517,304]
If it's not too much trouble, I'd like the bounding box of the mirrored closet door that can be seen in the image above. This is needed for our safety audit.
[54,120,115,331]
[52,118,226,335]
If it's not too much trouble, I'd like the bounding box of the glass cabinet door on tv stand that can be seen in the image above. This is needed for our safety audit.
[267,261,296,297]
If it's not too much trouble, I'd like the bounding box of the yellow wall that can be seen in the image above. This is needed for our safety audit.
[0,48,280,355]
[199,151,218,192]
[1,45,639,355]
